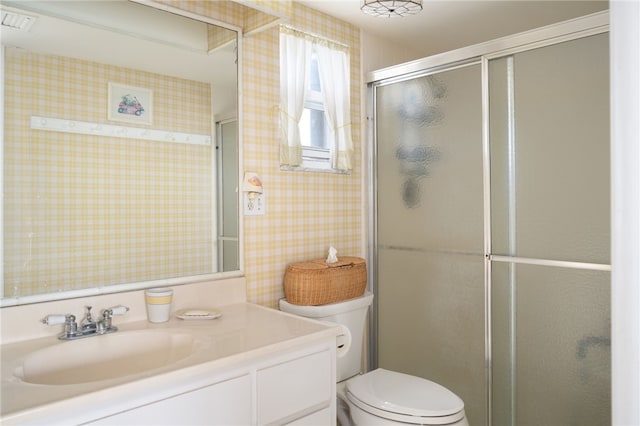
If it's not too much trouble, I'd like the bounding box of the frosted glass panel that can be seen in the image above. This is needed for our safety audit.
[378,249,486,425]
[218,120,239,272]
[492,263,611,426]
[490,33,610,264]
[375,63,485,425]
[376,64,483,253]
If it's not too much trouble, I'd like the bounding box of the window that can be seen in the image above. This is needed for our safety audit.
[279,26,353,172]
[299,52,331,169]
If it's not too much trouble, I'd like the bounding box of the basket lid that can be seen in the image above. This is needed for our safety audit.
[330,256,365,267]
[287,261,328,271]
[287,256,365,271]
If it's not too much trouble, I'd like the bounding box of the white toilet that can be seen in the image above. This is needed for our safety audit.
[279,292,468,426]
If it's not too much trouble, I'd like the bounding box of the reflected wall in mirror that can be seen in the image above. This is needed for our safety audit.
[1,0,240,305]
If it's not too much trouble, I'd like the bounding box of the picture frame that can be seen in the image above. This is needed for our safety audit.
[107,82,153,125]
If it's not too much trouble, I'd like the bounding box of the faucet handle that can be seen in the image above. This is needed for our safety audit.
[106,305,129,316]
[98,306,129,335]
[42,314,72,325]
[42,314,80,339]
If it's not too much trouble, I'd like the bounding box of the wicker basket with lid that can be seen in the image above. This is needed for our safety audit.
[283,256,367,306]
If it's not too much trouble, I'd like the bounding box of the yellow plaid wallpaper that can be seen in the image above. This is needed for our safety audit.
[167,0,363,307]
[242,3,363,307]
[3,48,214,298]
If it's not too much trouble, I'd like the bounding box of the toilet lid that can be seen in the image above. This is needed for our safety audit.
[346,368,464,418]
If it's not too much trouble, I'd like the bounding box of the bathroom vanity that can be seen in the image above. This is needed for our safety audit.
[1,300,339,425]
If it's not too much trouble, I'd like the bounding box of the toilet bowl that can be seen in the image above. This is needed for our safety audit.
[279,292,468,426]
[345,368,467,425]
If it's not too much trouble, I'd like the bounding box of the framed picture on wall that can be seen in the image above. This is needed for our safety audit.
[107,82,153,125]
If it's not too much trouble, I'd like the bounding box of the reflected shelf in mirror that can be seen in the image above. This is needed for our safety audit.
[30,116,212,146]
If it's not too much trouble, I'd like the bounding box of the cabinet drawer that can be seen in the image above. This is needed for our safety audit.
[257,349,332,425]
[89,374,251,425]
[286,407,333,425]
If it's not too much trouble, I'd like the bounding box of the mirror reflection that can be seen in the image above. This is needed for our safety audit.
[1,0,239,304]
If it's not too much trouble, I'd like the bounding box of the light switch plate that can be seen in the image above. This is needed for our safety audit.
[244,192,264,216]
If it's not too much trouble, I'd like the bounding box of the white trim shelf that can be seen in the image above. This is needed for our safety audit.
[30,116,211,146]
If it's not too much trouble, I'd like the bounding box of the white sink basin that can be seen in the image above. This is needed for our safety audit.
[14,330,200,385]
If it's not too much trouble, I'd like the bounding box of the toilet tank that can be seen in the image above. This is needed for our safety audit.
[279,292,374,382]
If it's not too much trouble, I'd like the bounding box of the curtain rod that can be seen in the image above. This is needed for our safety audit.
[279,24,350,52]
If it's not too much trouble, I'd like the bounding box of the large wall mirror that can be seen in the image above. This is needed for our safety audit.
[1,0,240,306]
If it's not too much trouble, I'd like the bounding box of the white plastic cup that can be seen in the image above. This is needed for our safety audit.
[145,287,173,323]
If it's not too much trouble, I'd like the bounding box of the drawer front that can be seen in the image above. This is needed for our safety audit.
[257,349,332,425]
[89,374,252,425]
[286,407,333,425]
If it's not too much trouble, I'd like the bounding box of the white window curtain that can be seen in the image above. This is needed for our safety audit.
[279,27,353,171]
[316,42,353,170]
[279,29,309,167]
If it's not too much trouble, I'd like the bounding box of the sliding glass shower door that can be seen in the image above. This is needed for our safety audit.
[489,33,610,426]
[373,31,609,426]
[375,63,487,425]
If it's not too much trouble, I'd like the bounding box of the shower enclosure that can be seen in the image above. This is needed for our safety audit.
[368,14,610,426]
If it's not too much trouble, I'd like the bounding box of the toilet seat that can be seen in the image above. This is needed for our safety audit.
[346,369,465,425]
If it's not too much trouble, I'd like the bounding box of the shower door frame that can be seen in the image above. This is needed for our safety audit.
[366,11,610,426]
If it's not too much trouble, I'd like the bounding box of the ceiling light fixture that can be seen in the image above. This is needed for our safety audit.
[361,0,423,18]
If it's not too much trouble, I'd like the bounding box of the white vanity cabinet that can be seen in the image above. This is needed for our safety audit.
[88,345,335,426]
[1,303,338,426]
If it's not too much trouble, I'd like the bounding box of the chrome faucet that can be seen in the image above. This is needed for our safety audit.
[80,306,97,333]
[42,305,129,340]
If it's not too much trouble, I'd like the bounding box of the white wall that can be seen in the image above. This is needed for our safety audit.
[611,1,640,424]
[361,30,422,74]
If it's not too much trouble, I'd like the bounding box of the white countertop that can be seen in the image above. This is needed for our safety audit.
[1,302,338,423]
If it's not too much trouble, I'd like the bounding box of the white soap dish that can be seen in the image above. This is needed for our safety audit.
[175,308,222,320]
